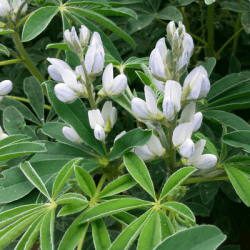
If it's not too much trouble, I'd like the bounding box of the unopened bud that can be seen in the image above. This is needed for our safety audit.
[166,21,176,44]
[0,80,12,96]
[54,83,78,103]
[179,138,195,158]
[94,124,105,141]
[193,112,203,132]
[79,25,90,48]
[62,126,83,142]
[64,27,82,56]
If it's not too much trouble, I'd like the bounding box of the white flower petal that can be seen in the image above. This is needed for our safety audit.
[90,32,103,46]
[110,107,117,127]
[75,65,86,83]
[148,135,164,156]
[153,49,166,78]
[102,63,114,94]
[179,138,195,158]
[131,98,151,119]
[187,139,206,165]
[0,133,8,140]
[62,126,83,142]
[94,124,105,141]
[61,69,83,93]
[0,80,12,95]
[85,45,96,74]
[54,83,77,103]
[88,109,105,129]
[145,86,158,117]
[79,25,90,47]
[179,102,196,124]
[47,58,71,71]
[153,78,165,93]
[194,154,217,169]
[172,122,193,147]
[193,112,203,132]
[111,74,127,95]
[155,38,168,62]
[134,145,155,161]
[101,101,112,123]
[163,97,175,121]
[48,65,63,82]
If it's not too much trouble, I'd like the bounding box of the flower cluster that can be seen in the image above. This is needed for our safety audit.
[0,0,27,19]
[0,80,12,102]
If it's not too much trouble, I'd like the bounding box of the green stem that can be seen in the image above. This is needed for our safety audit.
[215,27,243,57]
[16,12,31,29]
[6,95,52,110]
[93,174,107,198]
[232,12,242,54]
[183,175,229,185]
[207,3,215,57]
[77,222,89,250]
[0,59,23,66]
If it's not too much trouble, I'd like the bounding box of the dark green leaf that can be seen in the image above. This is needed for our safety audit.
[157,6,182,22]
[0,44,10,57]
[200,182,219,204]
[94,7,137,19]
[46,43,71,51]
[58,203,88,216]
[197,57,216,77]
[242,12,250,34]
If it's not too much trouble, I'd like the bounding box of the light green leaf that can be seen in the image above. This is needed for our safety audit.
[161,201,196,222]
[22,6,59,42]
[157,6,182,22]
[136,71,152,86]
[108,209,152,250]
[0,44,10,57]
[160,167,196,200]
[92,219,111,250]
[227,164,250,179]
[58,203,87,217]
[158,210,175,240]
[68,7,136,48]
[56,193,87,204]
[78,198,151,224]
[109,128,153,161]
[194,133,218,156]
[224,165,250,206]
[24,76,45,123]
[65,0,109,6]
[197,57,216,77]
[0,135,30,148]
[98,174,137,198]
[20,162,51,200]
[154,225,226,250]
[75,166,96,197]
[40,209,55,250]
[111,211,136,226]
[124,152,156,199]
[46,43,71,51]
[137,212,161,250]
[0,29,14,35]
[52,158,82,198]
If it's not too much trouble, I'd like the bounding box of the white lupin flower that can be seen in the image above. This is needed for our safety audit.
[131,98,151,119]
[187,139,206,166]
[0,80,12,96]
[193,112,203,132]
[172,122,193,147]
[134,145,155,161]
[54,83,78,103]
[75,65,86,84]
[90,32,103,48]
[79,25,90,48]
[163,80,182,120]
[153,78,165,93]
[182,66,210,101]
[0,126,8,140]
[0,0,10,18]
[94,124,105,141]
[48,65,63,82]
[182,33,194,57]
[61,69,84,94]
[179,138,195,158]
[88,109,105,129]
[155,38,168,62]
[101,63,127,96]
[85,44,105,76]
[101,101,117,129]
[145,86,158,117]
[47,58,71,81]
[178,48,189,71]
[62,126,83,143]
[64,27,82,54]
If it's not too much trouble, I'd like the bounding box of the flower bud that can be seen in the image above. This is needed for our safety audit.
[61,69,84,94]
[47,58,71,81]
[187,139,206,166]
[172,122,193,147]
[75,65,86,84]
[153,78,165,93]
[0,80,12,96]
[145,85,158,117]
[179,102,196,124]
[90,32,103,47]
[101,63,127,96]
[177,21,186,40]
[94,124,105,141]
[193,112,203,132]
[195,154,217,169]
[148,134,165,157]
[155,38,168,62]
[88,109,105,129]
[134,145,155,161]
[182,33,194,58]
[54,83,78,103]
[64,27,82,55]
[101,101,117,131]
[163,97,175,121]
[62,126,83,143]
[172,31,180,58]
[167,21,177,44]
[0,126,8,140]
[179,138,195,158]
[48,65,63,82]
[131,98,151,119]
[182,66,210,101]
[79,25,90,48]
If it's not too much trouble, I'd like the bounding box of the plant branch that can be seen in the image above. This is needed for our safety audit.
[183,175,229,185]
[93,174,107,198]
[0,59,23,66]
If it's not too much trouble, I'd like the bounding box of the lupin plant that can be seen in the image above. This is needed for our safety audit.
[1,0,250,249]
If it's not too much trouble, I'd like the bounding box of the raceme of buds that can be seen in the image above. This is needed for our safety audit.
[0,80,13,101]
[79,25,90,48]
[181,66,210,101]
[85,32,105,76]
[54,84,78,103]
[62,126,83,143]
[163,80,182,121]
[0,0,27,19]
[88,101,117,141]
[186,139,217,169]
[0,126,8,140]
[64,27,83,56]
[131,86,164,120]
[99,63,127,96]
[134,134,165,161]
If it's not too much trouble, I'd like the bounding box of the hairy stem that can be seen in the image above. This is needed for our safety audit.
[77,222,89,250]
[93,174,107,198]
[0,59,23,66]
[207,3,215,57]
[183,175,229,185]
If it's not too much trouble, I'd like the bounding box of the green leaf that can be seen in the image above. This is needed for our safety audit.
[22,6,59,42]
[124,152,156,199]
[109,129,153,161]
[227,164,250,179]
[194,133,218,156]
[124,58,149,69]
[24,76,45,123]
[94,7,137,19]
[65,0,109,7]
[229,54,241,74]
[108,209,152,250]
[0,204,45,228]
[44,81,105,156]
[224,155,250,165]
[242,12,250,34]
[158,210,175,240]
[20,162,51,200]
[40,209,55,250]
[137,212,161,250]
[75,166,96,197]
[157,6,182,22]
[136,71,152,86]
[0,97,41,125]
[154,225,226,250]
[52,158,82,198]
[59,215,89,250]
[0,142,46,162]
[223,130,250,153]
[0,29,14,35]
[203,111,250,131]
[92,219,111,250]
[46,43,71,51]
[224,165,250,206]
[56,193,87,204]
[200,182,219,204]
[161,201,196,222]
[108,0,143,7]
[0,44,10,57]
[0,135,30,148]
[111,211,136,226]
[98,174,137,198]
[14,213,44,250]
[197,57,216,77]
[68,7,136,48]
[58,203,87,217]
[221,2,249,12]
[0,159,70,203]
[79,198,151,224]
[160,167,196,200]
[0,210,46,249]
